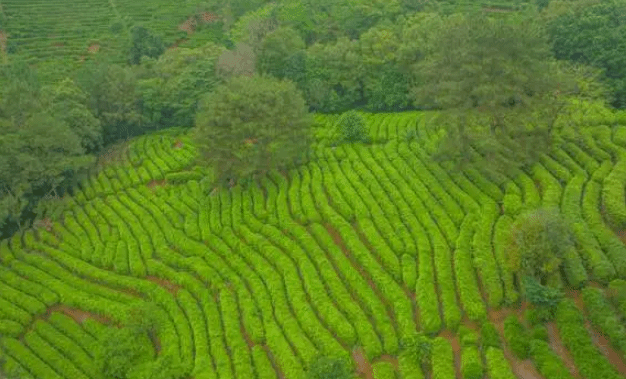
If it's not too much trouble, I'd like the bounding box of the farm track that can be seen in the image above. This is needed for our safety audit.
[2,114,626,378]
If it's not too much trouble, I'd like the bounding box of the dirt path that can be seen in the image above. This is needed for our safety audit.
[568,289,626,376]
[42,304,118,326]
[353,346,374,379]
[145,275,182,295]
[488,307,545,379]
[438,329,462,379]
[545,322,582,379]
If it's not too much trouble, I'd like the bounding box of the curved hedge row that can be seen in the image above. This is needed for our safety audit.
[556,299,623,379]
[601,154,626,230]
[529,339,575,379]
[581,287,626,355]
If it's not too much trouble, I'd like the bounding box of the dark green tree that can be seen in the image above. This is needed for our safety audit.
[335,110,370,144]
[95,326,155,379]
[129,25,165,65]
[257,26,306,80]
[409,11,580,172]
[135,42,226,129]
[193,74,313,187]
[306,355,354,379]
[507,207,574,283]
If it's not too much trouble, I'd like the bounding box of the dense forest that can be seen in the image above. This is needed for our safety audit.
[2,0,626,378]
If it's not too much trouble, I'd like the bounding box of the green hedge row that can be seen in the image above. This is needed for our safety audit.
[484,347,516,379]
[465,168,503,201]
[461,345,483,379]
[308,223,384,360]
[114,239,130,274]
[515,173,541,212]
[298,165,322,223]
[540,155,571,184]
[0,273,49,315]
[318,160,358,221]
[33,320,95,377]
[607,279,626,317]
[232,225,321,365]
[361,148,422,253]
[432,232,462,331]
[164,170,203,184]
[218,288,256,379]
[398,353,425,379]
[577,133,613,163]
[287,168,307,223]
[503,315,529,359]
[402,254,417,290]
[562,142,600,174]
[602,154,626,229]
[592,125,623,159]
[1,337,64,379]
[176,289,213,373]
[581,287,626,354]
[372,361,397,379]
[556,299,622,379]
[218,190,233,229]
[24,329,88,379]
[591,160,613,183]
[358,218,402,282]
[551,149,587,178]
[493,215,519,305]
[471,200,504,307]
[454,214,487,321]
[251,221,358,350]
[251,345,277,379]
[47,312,96,353]
[562,175,616,283]
[431,337,455,379]
[392,143,468,225]
[415,223,442,334]
[529,339,575,379]
[582,180,626,277]
[502,182,522,216]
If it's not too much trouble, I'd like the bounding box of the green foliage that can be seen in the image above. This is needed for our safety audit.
[306,355,354,379]
[461,345,484,379]
[399,333,432,372]
[480,321,502,349]
[335,110,369,144]
[136,42,226,129]
[523,275,563,309]
[503,315,530,359]
[94,326,155,379]
[193,74,313,187]
[258,26,306,80]
[508,207,574,282]
[546,0,626,108]
[129,25,166,65]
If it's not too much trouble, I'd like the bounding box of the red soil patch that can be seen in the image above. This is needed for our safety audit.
[173,140,184,149]
[200,12,219,23]
[87,44,100,54]
[546,322,582,379]
[438,329,462,378]
[352,346,374,379]
[146,179,167,190]
[43,304,118,326]
[145,276,182,295]
[178,17,196,35]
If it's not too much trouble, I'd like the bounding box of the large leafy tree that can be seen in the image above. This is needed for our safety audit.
[73,58,145,145]
[544,0,626,108]
[193,75,313,187]
[257,26,306,83]
[409,10,580,172]
[136,42,226,129]
[128,25,166,65]
[304,37,365,112]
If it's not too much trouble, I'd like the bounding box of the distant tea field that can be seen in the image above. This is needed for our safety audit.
[0,0,215,76]
[2,111,626,379]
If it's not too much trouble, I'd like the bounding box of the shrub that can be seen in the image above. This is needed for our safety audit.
[503,315,529,359]
[480,321,501,349]
[335,110,370,144]
[306,355,354,379]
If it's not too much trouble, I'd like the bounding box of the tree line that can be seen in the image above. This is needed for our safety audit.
[1,0,625,242]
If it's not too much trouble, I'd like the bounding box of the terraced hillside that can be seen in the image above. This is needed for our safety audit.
[1,112,626,379]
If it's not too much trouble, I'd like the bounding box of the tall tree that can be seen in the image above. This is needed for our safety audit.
[409,10,580,172]
[193,75,313,187]
[128,25,166,65]
[135,42,226,129]
[257,26,306,82]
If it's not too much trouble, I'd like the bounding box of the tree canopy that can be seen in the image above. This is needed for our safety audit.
[193,74,313,187]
